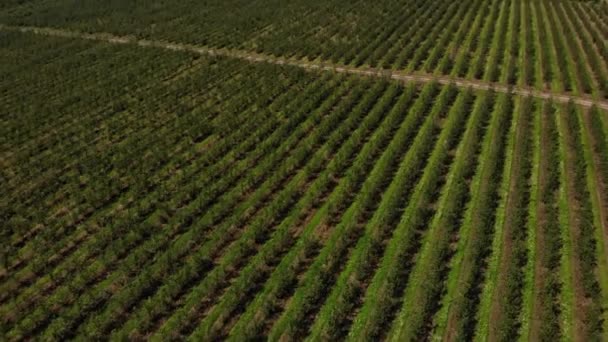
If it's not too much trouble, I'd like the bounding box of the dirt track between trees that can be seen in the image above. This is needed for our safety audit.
[3,24,608,111]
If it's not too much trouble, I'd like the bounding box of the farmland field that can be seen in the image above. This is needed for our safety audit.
[2,0,608,341]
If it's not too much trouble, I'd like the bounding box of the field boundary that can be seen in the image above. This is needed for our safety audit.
[3,24,608,110]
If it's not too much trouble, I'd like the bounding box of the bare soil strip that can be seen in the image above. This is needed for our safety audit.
[3,24,608,111]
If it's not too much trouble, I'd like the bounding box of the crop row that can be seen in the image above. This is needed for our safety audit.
[3,31,608,340]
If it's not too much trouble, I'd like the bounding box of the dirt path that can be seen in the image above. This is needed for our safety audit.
[3,24,608,111]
